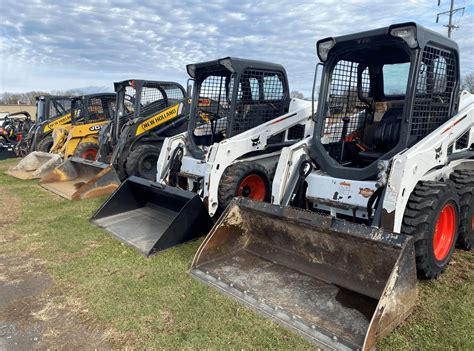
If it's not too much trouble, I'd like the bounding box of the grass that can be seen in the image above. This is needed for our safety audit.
[1,157,473,349]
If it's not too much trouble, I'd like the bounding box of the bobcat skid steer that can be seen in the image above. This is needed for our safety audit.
[92,57,314,256]
[190,23,473,350]
[41,80,189,201]
[7,95,72,179]
[39,93,118,200]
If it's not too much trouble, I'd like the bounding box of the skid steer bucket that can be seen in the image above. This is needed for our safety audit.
[39,157,121,200]
[91,176,213,256]
[191,199,417,350]
[6,151,62,180]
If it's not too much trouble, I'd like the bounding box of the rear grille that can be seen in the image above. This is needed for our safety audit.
[287,124,305,140]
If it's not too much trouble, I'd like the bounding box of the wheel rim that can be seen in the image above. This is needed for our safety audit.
[140,155,157,177]
[433,203,456,261]
[82,148,97,160]
[237,174,266,201]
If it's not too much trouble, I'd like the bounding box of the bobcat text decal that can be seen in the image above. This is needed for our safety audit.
[43,113,72,132]
[135,104,180,136]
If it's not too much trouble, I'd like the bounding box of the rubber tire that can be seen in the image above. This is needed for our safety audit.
[402,181,460,279]
[73,142,99,160]
[218,162,272,211]
[125,144,162,181]
[451,170,473,250]
[36,135,54,152]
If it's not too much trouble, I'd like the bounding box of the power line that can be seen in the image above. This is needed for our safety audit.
[436,0,465,38]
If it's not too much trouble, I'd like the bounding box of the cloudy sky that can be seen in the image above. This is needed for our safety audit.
[1,0,472,96]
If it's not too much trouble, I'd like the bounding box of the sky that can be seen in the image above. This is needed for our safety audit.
[0,0,472,97]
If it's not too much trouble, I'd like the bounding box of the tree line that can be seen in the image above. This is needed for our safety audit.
[0,91,76,105]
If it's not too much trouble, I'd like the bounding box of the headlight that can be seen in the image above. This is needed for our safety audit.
[390,25,418,48]
[317,39,336,62]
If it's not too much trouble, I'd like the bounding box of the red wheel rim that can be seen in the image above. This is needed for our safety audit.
[471,214,474,232]
[82,148,97,160]
[433,203,456,261]
[237,174,266,201]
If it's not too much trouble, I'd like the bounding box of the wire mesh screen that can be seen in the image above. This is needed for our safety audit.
[193,75,231,138]
[231,69,286,135]
[411,46,456,140]
[88,97,114,122]
[72,97,114,124]
[49,98,72,118]
[322,60,370,144]
[162,85,185,104]
[287,124,305,140]
[455,130,470,150]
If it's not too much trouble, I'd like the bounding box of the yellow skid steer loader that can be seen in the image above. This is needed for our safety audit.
[39,93,119,200]
[39,80,189,200]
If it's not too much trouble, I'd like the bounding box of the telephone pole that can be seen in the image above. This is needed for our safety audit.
[437,0,465,38]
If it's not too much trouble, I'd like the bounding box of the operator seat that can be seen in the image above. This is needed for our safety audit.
[359,107,403,160]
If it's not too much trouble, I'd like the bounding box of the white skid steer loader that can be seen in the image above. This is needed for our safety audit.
[190,23,472,350]
[91,57,314,256]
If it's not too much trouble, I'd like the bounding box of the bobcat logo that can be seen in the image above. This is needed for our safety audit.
[251,136,261,147]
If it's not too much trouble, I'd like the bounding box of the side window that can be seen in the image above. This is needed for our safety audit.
[249,78,259,100]
[383,63,410,96]
[417,62,428,93]
[433,56,447,93]
[412,46,457,140]
[263,74,284,100]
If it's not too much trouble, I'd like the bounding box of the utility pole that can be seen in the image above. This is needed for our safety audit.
[437,0,465,38]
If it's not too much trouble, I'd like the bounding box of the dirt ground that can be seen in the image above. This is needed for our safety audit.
[0,187,109,350]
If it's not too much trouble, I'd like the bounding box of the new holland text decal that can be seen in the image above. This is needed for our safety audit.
[43,113,72,132]
[135,103,181,136]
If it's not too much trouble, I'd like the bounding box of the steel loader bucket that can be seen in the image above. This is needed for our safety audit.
[190,198,417,350]
[91,176,213,256]
[6,151,62,180]
[39,157,121,200]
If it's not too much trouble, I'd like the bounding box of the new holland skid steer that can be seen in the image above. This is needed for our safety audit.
[190,23,473,350]
[38,93,118,199]
[7,95,72,179]
[92,57,314,256]
[8,93,115,180]
[38,79,189,200]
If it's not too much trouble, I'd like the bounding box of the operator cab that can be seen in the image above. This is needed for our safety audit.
[113,80,186,140]
[312,22,459,180]
[186,57,290,155]
[71,93,117,125]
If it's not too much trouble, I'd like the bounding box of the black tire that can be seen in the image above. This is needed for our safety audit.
[36,135,54,152]
[73,142,99,160]
[402,181,460,279]
[218,162,272,210]
[125,144,162,180]
[451,170,473,250]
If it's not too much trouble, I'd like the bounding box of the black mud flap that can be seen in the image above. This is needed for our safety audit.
[91,176,213,256]
[190,198,418,350]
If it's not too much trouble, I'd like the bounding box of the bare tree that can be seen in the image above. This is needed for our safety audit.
[0,91,73,104]
[461,73,474,93]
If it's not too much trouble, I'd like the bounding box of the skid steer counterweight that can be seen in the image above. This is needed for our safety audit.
[191,199,417,350]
